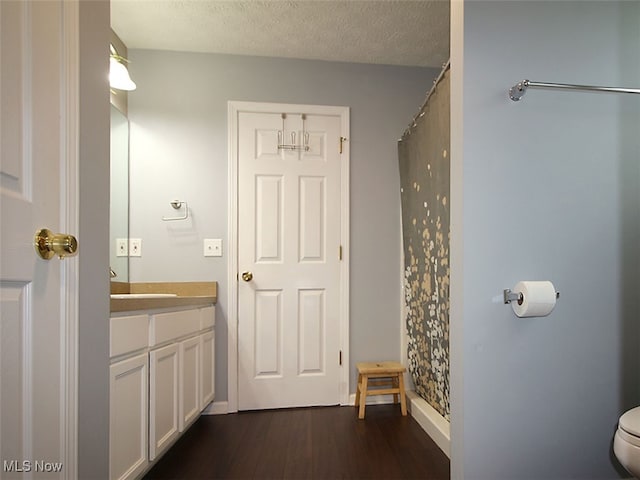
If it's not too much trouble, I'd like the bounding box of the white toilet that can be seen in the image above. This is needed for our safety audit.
[614,406,640,478]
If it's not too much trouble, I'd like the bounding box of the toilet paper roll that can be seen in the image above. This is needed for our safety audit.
[511,281,557,318]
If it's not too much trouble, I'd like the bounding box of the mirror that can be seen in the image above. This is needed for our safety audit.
[110,105,129,282]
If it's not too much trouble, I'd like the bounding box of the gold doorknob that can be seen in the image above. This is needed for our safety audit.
[34,228,78,260]
[241,271,253,282]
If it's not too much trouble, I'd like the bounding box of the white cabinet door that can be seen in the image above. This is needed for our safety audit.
[110,354,148,480]
[200,330,215,409]
[149,343,180,461]
[179,336,201,431]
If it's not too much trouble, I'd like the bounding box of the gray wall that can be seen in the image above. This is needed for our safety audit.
[450,1,640,478]
[127,51,439,401]
[79,1,110,477]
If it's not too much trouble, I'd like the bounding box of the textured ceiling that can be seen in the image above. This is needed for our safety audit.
[111,0,450,68]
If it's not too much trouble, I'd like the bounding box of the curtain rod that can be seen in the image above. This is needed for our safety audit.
[400,59,451,140]
[509,79,640,102]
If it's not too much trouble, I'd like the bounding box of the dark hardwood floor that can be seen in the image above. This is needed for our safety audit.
[143,404,450,480]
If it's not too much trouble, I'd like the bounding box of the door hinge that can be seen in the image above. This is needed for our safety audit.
[339,245,343,261]
[339,350,342,366]
[339,136,347,154]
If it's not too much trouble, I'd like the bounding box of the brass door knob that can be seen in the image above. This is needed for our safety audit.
[34,228,78,260]
[241,271,253,282]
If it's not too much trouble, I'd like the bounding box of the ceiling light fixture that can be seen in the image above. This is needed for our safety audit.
[109,44,136,91]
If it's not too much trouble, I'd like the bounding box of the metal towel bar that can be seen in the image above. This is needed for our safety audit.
[162,200,189,221]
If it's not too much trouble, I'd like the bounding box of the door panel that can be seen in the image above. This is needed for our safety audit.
[255,175,283,262]
[1,1,76,474]
[254,289,282,377]
[299,176,325,262]
[0,285,25,465]
[298,289,325,374]
[237,108,343,410]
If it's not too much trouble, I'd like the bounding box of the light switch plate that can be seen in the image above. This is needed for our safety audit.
[116,238,128,257]
[204,238,222,257]
[129,238,142,257]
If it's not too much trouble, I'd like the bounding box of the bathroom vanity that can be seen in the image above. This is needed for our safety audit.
[109,283,216,480]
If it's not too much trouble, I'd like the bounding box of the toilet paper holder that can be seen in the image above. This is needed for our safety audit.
[503,289,524,305]
[503,288,560,305]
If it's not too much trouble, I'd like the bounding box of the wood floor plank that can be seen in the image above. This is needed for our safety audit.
[282,409,313,479]
[225,411,273,479]
[143,405,450,479]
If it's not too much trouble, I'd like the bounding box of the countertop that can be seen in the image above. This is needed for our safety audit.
[110,281,217,313]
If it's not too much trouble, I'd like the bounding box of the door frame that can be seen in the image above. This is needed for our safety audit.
[61,2,80,473]
[227,101,350,412]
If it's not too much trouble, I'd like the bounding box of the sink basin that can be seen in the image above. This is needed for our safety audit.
[110,293,178,299]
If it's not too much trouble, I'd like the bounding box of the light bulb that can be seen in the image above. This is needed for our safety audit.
[109,57,136,91]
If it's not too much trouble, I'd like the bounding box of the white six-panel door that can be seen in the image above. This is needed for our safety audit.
[235,105,348,410]
[0,1,78,477]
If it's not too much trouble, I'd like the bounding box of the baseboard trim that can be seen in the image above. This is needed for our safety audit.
[406,390,450,458]
[201,401,229,415]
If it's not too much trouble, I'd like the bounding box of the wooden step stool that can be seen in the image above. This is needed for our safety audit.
[355,361,407,419]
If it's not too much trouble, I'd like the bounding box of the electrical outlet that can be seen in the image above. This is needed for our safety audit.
[116,238,128,257]
[204,239,222,257]
[129,238,142,257]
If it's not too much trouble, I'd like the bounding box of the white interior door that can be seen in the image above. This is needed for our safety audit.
[236,105,347,410]
[0,1,78,476]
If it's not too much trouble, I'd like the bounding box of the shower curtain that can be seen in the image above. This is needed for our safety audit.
[398,65,450,420]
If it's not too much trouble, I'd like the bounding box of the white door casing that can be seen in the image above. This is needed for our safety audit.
[0,1,78,477]
[228,102,350,411]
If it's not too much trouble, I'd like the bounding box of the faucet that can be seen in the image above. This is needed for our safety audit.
[110,267,117,278]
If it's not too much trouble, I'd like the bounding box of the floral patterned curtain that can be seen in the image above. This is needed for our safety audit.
[398,67,450,420]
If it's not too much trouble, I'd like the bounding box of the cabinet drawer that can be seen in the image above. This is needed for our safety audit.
[150,309,200,346]
[200,306,215,329]
[110,314,149,358]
